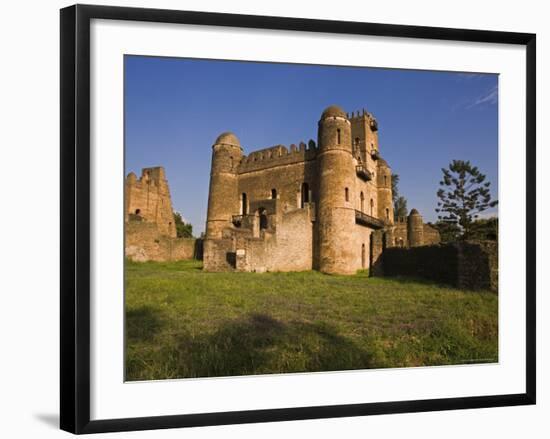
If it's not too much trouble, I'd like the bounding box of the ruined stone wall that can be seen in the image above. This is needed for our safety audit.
[125,221,201,262]
[392,219,409,247]
[423,224,441,246]
[203,206,314,272]
[457,241,498,292]
[369,230,385,276]
[380,241,498,292]
[125,167,176,238]
[203,238,235,271]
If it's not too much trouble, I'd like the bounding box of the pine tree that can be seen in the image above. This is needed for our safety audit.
[436,160,498,235]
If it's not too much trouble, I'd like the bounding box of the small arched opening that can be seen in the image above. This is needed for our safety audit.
[345,187,349,202]
[134,208,141,215]
[386,208,390,220]
[337,128,341,145]
[361,243,366,269]
[271,188,277,199]
[370,198,374,216]
[360,191,365,212]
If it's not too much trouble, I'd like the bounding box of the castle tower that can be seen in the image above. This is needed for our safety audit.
[350,110,379,165]
[377,158,394,224]
[408,208,424,247]
[316,105,356,274]
[205,132,243,239]
[125,166,176,237]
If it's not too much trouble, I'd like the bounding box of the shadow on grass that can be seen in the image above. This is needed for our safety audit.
[127,313,375,380]
[126,305,165,343]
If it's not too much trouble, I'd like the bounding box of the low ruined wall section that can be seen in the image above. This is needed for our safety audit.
[380,241,497,292]
[125,222,202,262]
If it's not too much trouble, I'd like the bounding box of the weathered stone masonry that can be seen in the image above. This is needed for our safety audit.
[124,166,202,262]
[204,105,440,274]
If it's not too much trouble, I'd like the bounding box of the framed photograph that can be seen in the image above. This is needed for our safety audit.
[60,4,536,434]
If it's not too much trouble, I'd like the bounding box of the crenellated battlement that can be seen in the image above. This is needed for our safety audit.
[204,104,440,274]
[348,109,378,131]
[237,140,318,173]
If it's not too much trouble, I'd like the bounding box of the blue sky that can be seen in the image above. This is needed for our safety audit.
[125,56,498,235]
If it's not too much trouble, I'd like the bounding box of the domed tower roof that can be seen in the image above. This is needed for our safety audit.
[409,208,420,216]
[214,132,241,147]
[377,157,390,168]
[320,105,347,119]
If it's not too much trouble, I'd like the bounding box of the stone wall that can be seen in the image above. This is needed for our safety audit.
[125,221,201,262]
[238,143,318,174]
[380,241,498,292]
[423,224,441,246]
[203,204,314,272]
[457,241,498,291]
[369,230,385,276]
[203,238,235,271]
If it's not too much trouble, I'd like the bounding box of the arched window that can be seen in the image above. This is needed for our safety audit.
[230,156,234,170]
[360,191,365,212]
[384,175,387,186]
[370,198,374,215]
[345,187,349,202]
[241,193,248,215]
[361,243,366,269]
[134,209,141,215]
[386,208,390,220]
[301,183,309,208]
[271,188,277,199]
[337,129,341,144]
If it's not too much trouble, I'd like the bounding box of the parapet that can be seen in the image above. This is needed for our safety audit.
[237,140,318,174]
[348,109,378,131]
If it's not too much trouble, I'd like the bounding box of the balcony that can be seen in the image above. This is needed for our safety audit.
[356,165,373,181]
[370,149,380,160]
[355,210,385,229]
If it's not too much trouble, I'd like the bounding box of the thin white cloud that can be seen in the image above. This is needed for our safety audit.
[466,85,498,108]
[456,73,485,80]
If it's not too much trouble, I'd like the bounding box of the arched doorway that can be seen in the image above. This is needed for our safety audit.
[259,208,268,230]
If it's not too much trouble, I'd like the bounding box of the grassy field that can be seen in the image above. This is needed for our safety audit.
[125,259,498,381]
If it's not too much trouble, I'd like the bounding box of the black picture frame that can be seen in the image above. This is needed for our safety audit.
[60,4,536,434]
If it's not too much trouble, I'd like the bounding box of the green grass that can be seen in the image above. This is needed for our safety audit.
[125,259,498,381]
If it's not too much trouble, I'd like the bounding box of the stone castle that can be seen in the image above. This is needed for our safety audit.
[203,105,440,274]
